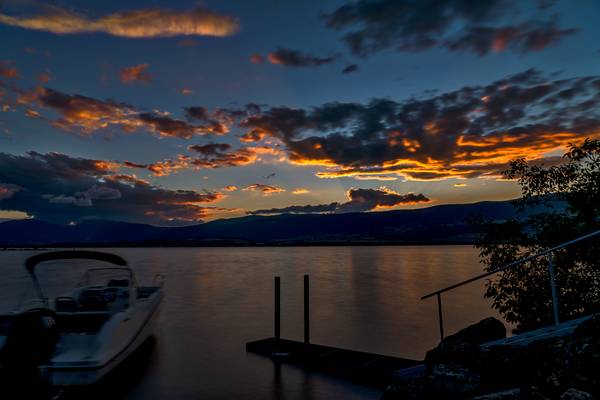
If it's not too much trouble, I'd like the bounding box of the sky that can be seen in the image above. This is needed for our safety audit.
[1,0,600,225]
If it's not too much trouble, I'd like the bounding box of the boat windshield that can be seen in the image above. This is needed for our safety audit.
[78,268,134,288]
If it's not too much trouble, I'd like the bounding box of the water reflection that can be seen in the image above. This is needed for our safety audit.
[0,246,499,399]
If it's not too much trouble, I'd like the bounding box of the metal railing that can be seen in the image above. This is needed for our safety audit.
[421,229,600,340]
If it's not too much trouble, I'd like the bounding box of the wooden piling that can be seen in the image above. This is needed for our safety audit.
[304,274,310,344]
[274,276,280,339]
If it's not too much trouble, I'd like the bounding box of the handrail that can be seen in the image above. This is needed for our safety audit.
[421,229,600,339]
[421,229,600,300]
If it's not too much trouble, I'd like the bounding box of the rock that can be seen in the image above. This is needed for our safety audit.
[479,345,531,391]
[426,341,484,373]
[522,386,552,400]
[427,363,481,399]
[441,318,507,348]
[571,316,600,384]
[381,377,426,400]
[573,316,600,341]
[560,388,595,400]
[471,388,520,400]
[425,318,505,374]
[528,337,571,382]
[543,372,594,399]
[382,365,427,400]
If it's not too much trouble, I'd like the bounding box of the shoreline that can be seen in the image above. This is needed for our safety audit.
[1,241,476,250]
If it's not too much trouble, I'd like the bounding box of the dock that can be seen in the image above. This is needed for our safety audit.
[247,275,421,388]
[246,337,421,389]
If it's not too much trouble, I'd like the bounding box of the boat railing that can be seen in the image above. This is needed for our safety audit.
[420,229,600,340]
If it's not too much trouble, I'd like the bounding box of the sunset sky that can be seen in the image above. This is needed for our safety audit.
[1,0,600,225]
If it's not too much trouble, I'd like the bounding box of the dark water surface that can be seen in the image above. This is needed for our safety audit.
[0,246,500,399]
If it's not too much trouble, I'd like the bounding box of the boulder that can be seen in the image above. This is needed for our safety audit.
[470,388,520,400]
[479,345,531,391]
[573,316,600,341]
[426,363,481,399]
[382,377,426,400]
[528,337,571,383]
[425,318,506,373]
[560,388,595,400]
[440,318,507,348]
[543,372,594,399]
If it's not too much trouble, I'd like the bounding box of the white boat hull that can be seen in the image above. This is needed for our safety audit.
[40,290,162,386]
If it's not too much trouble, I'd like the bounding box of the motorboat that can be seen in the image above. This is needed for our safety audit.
[0,250,164,386]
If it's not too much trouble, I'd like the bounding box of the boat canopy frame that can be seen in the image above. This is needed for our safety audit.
[24,250,129,306]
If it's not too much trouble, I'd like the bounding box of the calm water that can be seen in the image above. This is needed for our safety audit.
[0,246,501,399]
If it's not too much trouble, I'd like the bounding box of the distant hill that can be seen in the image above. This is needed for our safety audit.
[0,199,551,247]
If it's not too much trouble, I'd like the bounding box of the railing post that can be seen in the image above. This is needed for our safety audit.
[304,274,310,344]
[546,255,560,325]
[437,293,444,340]
[274,276,280,339]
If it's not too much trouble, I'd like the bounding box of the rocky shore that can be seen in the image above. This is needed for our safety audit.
[383,316,600,400]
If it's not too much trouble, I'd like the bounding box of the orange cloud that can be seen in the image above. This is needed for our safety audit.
[291,188,310,195]
[0,61,18,78]
[250,54,264,64]
[243,183,285,195]
[121,64,152,84]
[0,7,240,38]
[240,71,600,182]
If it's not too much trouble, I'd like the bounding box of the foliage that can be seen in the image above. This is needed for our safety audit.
[474,139,600,332]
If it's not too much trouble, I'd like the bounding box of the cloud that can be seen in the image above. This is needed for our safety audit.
[177,38,198,47]
[338,187,430,212]
[120,63,152,84]
[26,87,141,134]
[223,185,238,192]
[38,71,52,83]
[16,87,227,138]
[0,6,240,38]
[181,88,193,96]
[291,188,310,195]
[240,70,600,181]
[0,184,20,200]
[188,143,232,155]
[44,185,122,207]
[138,112,223,139]
[0,151,225,225]
[242,183,285,195]
[249,187,429,215]
[445,20,577,56]
[190,146,278,169]
[249,202,340,215]
[342,64,359,74]
[250,54,265,64]
[267,48,337,67]
[0,61,18,78]
[125,145,281,176]
[323,0,576,56]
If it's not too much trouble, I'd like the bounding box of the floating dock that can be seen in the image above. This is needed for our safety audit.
[246,337,421,389]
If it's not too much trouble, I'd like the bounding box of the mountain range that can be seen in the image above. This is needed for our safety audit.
[0,199,538,246]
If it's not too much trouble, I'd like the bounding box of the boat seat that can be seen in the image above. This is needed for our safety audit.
[55,312,110,334]
[108,279,129,287]
[78,289,107,312]
[55,296,79,312]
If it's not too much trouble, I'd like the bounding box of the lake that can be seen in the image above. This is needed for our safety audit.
[0,246,500,399]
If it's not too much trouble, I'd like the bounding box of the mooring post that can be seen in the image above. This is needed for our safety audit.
[304,274,310,344]
[437,293,444,340]
[546,254,560,325]
[274,276,281,339]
